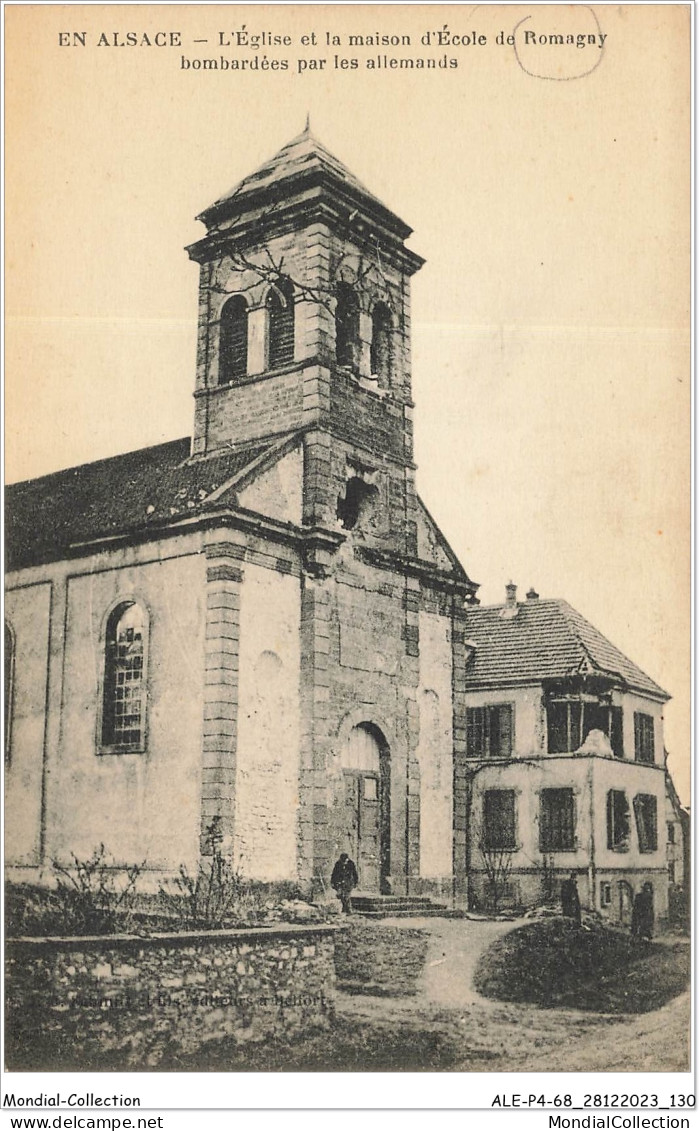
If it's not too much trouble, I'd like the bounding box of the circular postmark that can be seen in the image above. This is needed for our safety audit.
[513,6,606,81]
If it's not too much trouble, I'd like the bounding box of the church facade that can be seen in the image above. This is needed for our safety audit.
[5,128,477,903]
[5,129,679,919]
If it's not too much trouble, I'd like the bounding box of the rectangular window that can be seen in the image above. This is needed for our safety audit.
[482,789,516,850]
[607,789,631,851]
[547,699,623,756]
[600,882,612,907]
[667,821,676,845]
[634,712,655,763]
[668,861,676,884]
[539,788,576,851]
[634,793,658,852]
[467,704,513,759]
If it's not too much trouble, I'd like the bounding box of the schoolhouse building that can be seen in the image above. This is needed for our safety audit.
[4,127,679,921]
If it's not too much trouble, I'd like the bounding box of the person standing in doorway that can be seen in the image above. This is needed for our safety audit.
[331,853,359,914]
[631,882,654,941]
[561,871,582,924]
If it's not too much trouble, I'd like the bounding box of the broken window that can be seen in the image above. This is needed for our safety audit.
[539,788,576,851]
[606,789,631,851]
[337,476,379,531]
[370,302,392,384]
[101,601,147,751]
[634,793,658,853]
[482,789,516,850]
[335,283,360,371]
[634,712,655,764]
[547,699,623,756]
[266,276,294,369]
[466,704,514,759]
[219,294,248,384]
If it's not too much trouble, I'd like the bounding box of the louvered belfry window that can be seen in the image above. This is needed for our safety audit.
[102,602,146,750]
[219,295,248,384]
[266,276,294,369]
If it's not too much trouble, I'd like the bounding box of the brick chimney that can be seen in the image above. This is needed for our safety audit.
[505,581,517,607]
[526,587,539,601]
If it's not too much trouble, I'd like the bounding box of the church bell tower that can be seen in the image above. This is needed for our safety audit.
[187,124,425,557]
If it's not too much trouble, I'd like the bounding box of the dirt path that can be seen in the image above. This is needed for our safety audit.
[335,917,690,1073]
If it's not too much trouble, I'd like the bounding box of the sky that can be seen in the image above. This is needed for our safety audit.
[5,4,690,800]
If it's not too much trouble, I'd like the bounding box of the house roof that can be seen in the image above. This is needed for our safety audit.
[5,436,280,571]
[463,597,669,700]
[197,125,412,239]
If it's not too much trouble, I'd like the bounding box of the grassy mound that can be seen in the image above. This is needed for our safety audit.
[473,916,689,1013]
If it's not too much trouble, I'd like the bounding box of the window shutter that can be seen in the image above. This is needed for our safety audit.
[497,704,513,757]
[611,706,623,757]
[547,701,567,753]
[467,707,484,758]
[607,789,615,849]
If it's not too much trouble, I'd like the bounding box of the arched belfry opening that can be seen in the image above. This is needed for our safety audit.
[335,283,360,372]
[370,302,393,386]
[219,294,248,384]
[340,723,391,893]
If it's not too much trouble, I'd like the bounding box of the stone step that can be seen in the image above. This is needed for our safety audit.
[354,908,461,919]
[352,901,446,913]
[351,894,436,907]
[349,893,452,918]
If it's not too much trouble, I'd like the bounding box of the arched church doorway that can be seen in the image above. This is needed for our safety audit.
[341,723,391,893]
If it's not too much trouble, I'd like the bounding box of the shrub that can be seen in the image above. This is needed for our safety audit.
[6,846,144,937]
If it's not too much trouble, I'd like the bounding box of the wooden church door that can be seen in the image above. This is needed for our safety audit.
[341,724,391,893]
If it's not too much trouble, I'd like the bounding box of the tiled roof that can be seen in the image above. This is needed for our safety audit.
[463,598,668,700]
[198,126,407,234]
[5,437,275,571]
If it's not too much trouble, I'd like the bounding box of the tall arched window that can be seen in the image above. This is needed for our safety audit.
[370,303,393,385]
[5,621,15,765]
[266,276,295,369]
[219,295,248,385]
[335,283,360,371]
[101,601,147,751]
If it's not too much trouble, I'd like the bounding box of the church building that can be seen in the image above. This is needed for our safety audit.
[5,128,678,920]
[5,127,478,904]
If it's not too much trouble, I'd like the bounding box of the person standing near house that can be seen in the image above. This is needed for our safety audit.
[631,882,654,941]
[560,871,581,924]
[331,853,359,914]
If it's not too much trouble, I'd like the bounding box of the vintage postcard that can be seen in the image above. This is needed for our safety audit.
[3,0,692,1118]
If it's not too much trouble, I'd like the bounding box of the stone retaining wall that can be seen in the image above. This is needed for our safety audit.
[6,924,338,1069]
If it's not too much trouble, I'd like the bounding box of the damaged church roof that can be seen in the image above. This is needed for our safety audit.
[463,596,669,700]
[5,436,281,571]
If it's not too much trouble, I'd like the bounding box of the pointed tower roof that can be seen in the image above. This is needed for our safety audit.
[196,125,415,244]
